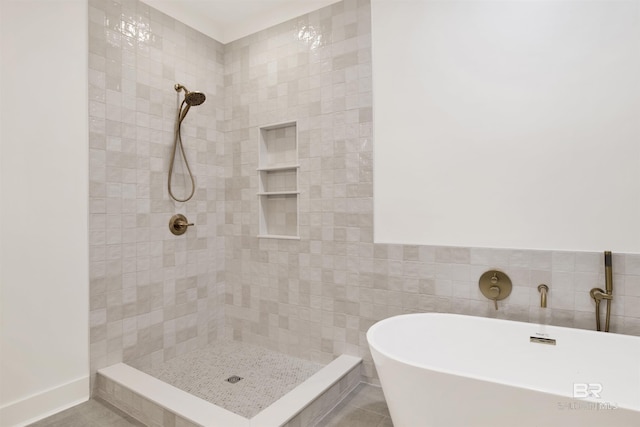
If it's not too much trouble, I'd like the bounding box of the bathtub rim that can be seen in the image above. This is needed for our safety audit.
[367,312,640,411]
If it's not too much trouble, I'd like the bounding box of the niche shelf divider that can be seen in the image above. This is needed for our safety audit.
[258,122,300,239]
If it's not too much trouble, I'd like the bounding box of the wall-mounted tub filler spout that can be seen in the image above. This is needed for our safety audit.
[537,284,549,308]
[590,251,613,332]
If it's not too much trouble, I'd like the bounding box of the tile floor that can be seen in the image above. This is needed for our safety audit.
[316,383,392,427]
[29,383,391,427]
[28,398,143,427]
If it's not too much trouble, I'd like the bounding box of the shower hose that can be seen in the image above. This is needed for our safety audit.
[167,99,196,202]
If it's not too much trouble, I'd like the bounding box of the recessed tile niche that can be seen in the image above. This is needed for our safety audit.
[258,122,299,239]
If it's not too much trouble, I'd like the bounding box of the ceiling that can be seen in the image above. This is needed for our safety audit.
[142,0,342,44]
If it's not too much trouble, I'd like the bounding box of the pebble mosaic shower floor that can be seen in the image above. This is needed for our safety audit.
[138,341,323,418]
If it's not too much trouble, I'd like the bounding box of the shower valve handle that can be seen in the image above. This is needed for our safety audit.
[175,218,194,227]
[489,286,500,310]
[478,270,512,311]
[169,214,194,236]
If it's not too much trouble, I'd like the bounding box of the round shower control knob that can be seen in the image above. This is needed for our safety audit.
[479,270,512,310]
[169,214,194,236]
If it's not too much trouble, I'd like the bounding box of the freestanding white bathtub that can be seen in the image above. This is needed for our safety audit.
[367,313,640,427]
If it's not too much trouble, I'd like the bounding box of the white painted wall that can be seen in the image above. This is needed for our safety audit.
[372,0,640,252]
[0,0,89,425]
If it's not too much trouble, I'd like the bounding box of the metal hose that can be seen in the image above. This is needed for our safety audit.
[167,99,196,203]
[168,83,205,202]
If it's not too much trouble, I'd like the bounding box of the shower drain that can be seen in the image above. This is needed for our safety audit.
[226,375,243,384]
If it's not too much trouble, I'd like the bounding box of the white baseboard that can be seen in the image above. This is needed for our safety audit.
[0,376,89,427]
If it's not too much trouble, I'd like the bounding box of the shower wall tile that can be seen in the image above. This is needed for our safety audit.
[88,0,640,389]
[223,0,640,384]
[88,0,225,385]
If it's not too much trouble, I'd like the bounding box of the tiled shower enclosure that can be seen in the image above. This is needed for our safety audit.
[89,0,640,390]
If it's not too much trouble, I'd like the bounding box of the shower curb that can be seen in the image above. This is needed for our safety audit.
[96,355,361,427]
